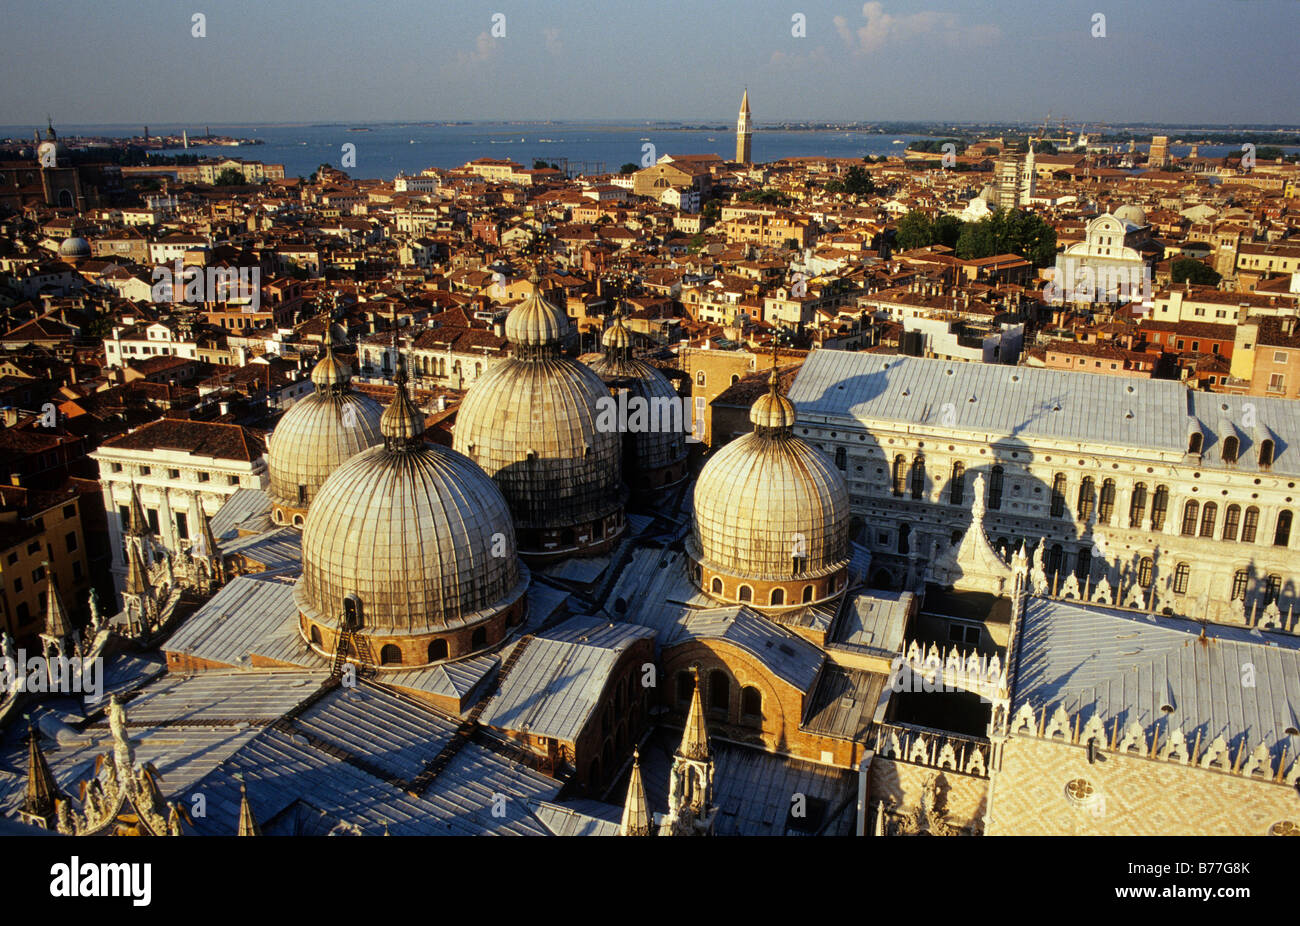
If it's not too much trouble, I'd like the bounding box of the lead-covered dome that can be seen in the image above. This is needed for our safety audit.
[688,368,850,612]
[267,324,383,526]
[454,268,626,561]
[586,309,688,495]
[295,358,528,667]
[58,237,91,261]
[1114,204,1146,227]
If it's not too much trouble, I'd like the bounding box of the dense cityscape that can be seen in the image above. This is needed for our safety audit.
[0,6,1296,897]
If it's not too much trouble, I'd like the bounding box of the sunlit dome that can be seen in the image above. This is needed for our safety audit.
[1114,204,1147,227]
[688,369,850,612]
[454,268,626,561]
[266,324,383,526]
[296,358,528,667]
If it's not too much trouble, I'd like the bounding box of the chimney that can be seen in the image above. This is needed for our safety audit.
[1283,316,1297,338]
[437,395,447,412]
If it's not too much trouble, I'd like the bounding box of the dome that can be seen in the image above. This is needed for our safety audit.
[688,372,850,609]
[504,268,570,347]
[266,325,384,523]
[454,268,626,558]
[295,359,527,662]
[58,237,90,260]
[977,183,996,202]
[586,311,689,493]
[1114,204,1146,227]
[748,369,796,429]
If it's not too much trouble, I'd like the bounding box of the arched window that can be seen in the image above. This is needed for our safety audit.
[741,686,762,721]
[770,588,785,606]
[1242,507,1260,543]
[309,625,322,646]
[1259,439,1275,469]
[737,584,752,602]
[1077,477,1095,523]
[1098,479,1115,524]
[834,447,846,471]
[711,576,723,595]
[1150,485,1169,531]
[1075,547,1091,581]
[428,639,448,662]
[1199,502,1217,538]
[676,671,694,706]
[1223,504,1241,541]
[949,462,965,505]
[1274,510,1292,547]
[988,465,1004,510]
[1050,473,1068,518]
[731,374,740,385]
[1187,431,1203,454]
[898,523,910,555]
[695,370,706,386]
[1222,435,1239,464]
[1129,483,1147,528]
[1173,562,1190,594]
[471,627,487,649]
[380,644,402,666]
[1265,574,1282,604]
[708,671,730,716]
[892,455,907,496]
[910,455,925,500]
[802,584,814,603]
[1138,557,1154,587]
[1181,500,1199,536]
[1231,569,1248,600]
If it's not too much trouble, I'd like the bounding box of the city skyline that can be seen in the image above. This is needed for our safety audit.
[1,0,1297,127]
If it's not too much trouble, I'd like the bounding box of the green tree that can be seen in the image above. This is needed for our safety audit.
[1170,257,1221,286]
[619,162,638,174]
[895,211,934,251]
[955,208,1056,267]
[842,165,875,198]
[932,214,963,249]
[214,167,246,186]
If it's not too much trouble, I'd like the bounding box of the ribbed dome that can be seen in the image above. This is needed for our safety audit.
[267,325,384,515]
[296,381,526,635]
[58,237,90,259]
[748,369,796,429]
[1114,204,1147,227]
[504,269,570,347]
[454,356,624,531]
[586,314,688,479]
[689,381,849,582]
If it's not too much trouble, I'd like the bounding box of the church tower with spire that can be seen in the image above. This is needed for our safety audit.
[736,89,752,165]
[619,747,653,836]
[662,667,717,835]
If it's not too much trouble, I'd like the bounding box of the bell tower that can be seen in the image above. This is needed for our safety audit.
[736,89,752,165]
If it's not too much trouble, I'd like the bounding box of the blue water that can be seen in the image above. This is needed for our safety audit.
[2,122,1289,180]
[4,122,940,179]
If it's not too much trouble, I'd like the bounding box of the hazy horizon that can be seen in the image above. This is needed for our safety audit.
[1,0,1297,126]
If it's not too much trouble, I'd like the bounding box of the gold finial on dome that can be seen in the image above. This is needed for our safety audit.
[749,339,795,431]
[380,353,424,448]
[310,296,351,391]
[505,264,569,353]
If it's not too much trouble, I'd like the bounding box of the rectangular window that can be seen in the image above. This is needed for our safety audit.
[32,566,45,583]
[198,472,210,482]
[111,462,123,473]
[72,561,83,581]
[26,542,39,555]
[1269,373,1285,393]
[168,468,180,480]
[146,509,160,533]
[175,512,189,541]
[228,475,240,486]
[1275,351,1288,364]
[62,504,75,519]
[65,532,77,552]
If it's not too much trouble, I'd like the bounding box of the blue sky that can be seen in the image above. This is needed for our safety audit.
[1,0,1296,126]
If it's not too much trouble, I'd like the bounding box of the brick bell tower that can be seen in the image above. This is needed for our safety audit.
[736,89,752,165]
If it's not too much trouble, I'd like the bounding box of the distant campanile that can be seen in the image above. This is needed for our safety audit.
[736,89,752,165]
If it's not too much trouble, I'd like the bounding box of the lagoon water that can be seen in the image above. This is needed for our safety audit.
[2,122,1278,181]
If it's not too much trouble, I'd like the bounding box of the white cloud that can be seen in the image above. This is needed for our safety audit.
[455,31,500,67]
[835,2,1000,55]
